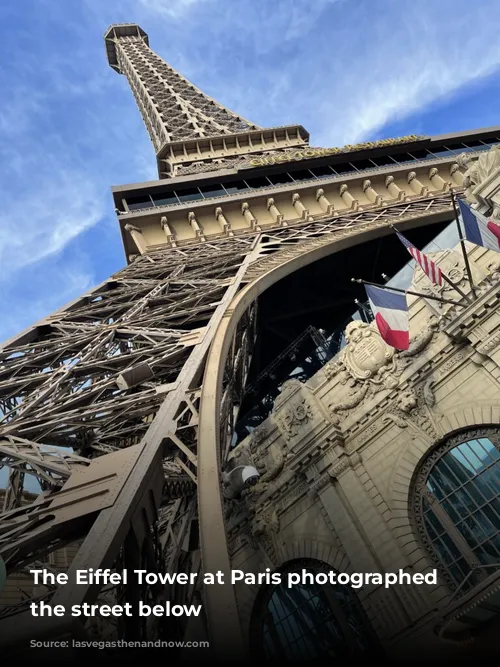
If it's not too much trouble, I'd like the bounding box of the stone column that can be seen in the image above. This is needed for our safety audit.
[314,475,379,575]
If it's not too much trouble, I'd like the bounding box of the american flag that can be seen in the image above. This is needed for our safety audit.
[395,230,443,286]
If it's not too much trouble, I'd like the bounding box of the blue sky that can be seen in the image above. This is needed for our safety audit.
[1,0,500,343]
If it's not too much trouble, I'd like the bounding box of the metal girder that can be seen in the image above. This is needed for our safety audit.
[0,193,457,656]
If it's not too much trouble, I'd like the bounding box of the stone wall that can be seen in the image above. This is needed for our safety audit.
[225,238,500,658]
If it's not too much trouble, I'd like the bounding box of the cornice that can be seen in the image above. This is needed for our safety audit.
[118,151,467,222]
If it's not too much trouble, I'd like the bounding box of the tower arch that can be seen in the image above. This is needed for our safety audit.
[197,210,452,641]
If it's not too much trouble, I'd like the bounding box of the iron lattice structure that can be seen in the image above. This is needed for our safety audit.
[0,21,471,657]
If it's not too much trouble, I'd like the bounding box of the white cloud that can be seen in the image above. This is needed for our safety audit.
[2,0,500,343]
[135,0,500,146]
[312,5,500,146]
[0,154,105,274]
[138,0,213,19]
[0,261,94,343]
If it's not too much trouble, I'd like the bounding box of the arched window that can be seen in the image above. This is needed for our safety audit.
[249,559,381,661]
[412,429,500,593]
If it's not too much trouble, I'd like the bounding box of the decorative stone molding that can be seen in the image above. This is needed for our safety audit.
[160,216,177,247]
[459,145,500,216]
[267,197,286,226]
[407,171,428,196]
[383,386,438,440]
[275,398,313,440]
[224,241,500,656]
[343,321,395,380]
[329,451,362,479]
[428,167,449,192]
[362,179,383,205]
[326,319,441,429]
[339,184,360,211]
[316,188,335,215]
[449,162,464,185]
[124,223,147,254]
[385,175,406,202]
[292,193,309,219]
[188,211,206,241]
[241,201,261,231]
[215,206,234,236]
[250,508,282,566]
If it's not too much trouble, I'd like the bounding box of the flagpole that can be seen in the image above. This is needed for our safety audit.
[352,278,462,306]
[354,298,373,319]
[389,223,472,303]
[450,188,477,298]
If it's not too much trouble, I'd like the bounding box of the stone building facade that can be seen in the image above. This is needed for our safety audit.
[223,150,500,660]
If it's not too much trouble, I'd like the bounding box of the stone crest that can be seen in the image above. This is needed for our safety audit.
[327,319,440,427]
[342,321,394,379]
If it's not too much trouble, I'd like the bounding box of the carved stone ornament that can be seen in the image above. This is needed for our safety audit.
[329,381,369,426]
[273,378,302,411]
[383,386,438,439]
[249,508,282,566]
[275,398,314,441]
[460,145,500,204]
[250,507,280,539]
[343,321,394,379]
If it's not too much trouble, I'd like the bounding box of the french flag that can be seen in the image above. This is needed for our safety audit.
[365,284,410,350]
[457,198,500,252]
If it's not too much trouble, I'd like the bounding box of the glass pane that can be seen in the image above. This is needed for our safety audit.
[258,564,378,660]
[199,183,227,198]
[223,180,249,194]
[423,434,500,589]
[333,162,357,174]
[463,139,488,147]
[152,192,178,206]
[430,148,454,157]
[408,149,436,160]
[127,195,153,210]
[175,187,203,202]
[267,172,293,185]
[477,136,500,146]
[370,155,397,166]
[289,169,315,181]
[351,159,376,170]
[245,176,272,188]
[385,152,414,164]
[310,165,335,177]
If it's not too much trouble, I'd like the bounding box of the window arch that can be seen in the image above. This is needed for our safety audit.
[411,428,500,593]
[249,558,381,661]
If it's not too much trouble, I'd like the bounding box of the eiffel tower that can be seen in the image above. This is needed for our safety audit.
[0,21,495,660]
